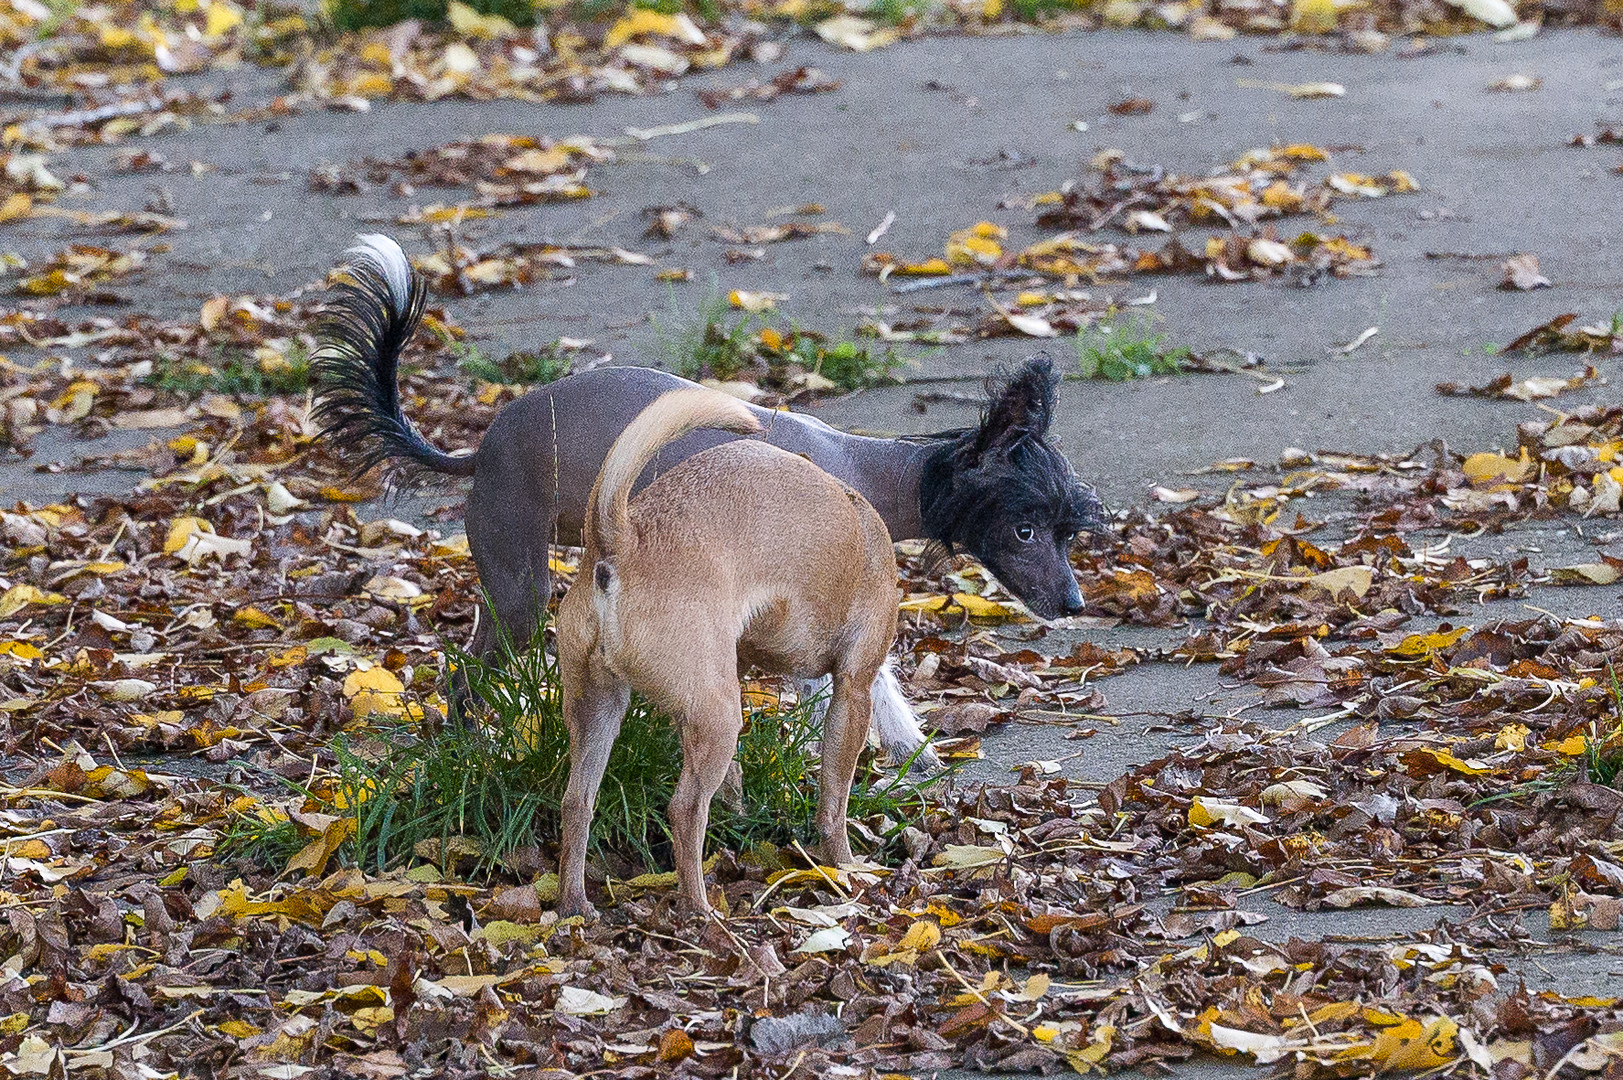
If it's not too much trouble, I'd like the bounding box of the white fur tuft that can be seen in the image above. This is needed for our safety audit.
[347,233,412,317]
[802,658,938,772]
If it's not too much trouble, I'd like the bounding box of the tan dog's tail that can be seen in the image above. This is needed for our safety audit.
[586,388,762,561]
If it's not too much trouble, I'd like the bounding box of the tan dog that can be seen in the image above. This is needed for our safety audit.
[555,388,900,917]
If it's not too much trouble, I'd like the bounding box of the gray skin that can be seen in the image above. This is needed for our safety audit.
[461,365,1087,665]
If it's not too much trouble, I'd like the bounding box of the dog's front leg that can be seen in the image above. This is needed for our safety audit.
[669,685,744,913]
[556,664,630,919]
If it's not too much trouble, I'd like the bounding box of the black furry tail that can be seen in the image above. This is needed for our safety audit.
[310,234,475,480]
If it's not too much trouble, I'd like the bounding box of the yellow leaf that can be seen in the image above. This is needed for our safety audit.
[0,584,66,619]
[163,515,211,554]
[343,665,407,718]
[0,193,31,223]
[446,0,517,38]
[898,918,941,952]
[1463,449,1533,487]
[99,24,139,49]
[1549,735,1590,756]
[1067,1023,1116,1069]
[232,606,280,629]
[217,1020,259,1038]
[604,8,704,48]
[946,223,1004,266]
[198,295,230,331]
[1494,723,1531,752]
[1385,625,1472,657]
[897,592,1025,619]
[503,147,573,174]
[284,818,353,879]
[863,918,941,968]
[204,1,243,37]
[1414,748,1493,776]
[1340,1016,1458,1071]
[0,641,42,660]
[728,289,785,312]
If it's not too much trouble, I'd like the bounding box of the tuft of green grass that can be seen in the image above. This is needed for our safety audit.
[1581,663,1623,787]
[1075,312,1192,381]
[653,287,905,392]
[216,809,307,872]
[327,0,539,32]
[866,0,938,23]
[1006,0,1076,20]
[456,340,573,386]
[336,623,950,879]
[654,288,760,383]
[144,345,312,397]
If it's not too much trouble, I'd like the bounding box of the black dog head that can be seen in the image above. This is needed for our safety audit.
[919,355,1108,619]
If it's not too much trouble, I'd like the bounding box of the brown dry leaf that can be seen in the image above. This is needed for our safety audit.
[1500,253,1551,290]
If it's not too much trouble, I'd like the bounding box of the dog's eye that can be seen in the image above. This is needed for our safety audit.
[1062,531,1077,546]
[1015,524,1035,543]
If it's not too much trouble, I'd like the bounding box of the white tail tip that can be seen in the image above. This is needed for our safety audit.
[347,233,412,317]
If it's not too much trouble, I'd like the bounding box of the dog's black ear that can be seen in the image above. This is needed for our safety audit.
[974,354,1058,457]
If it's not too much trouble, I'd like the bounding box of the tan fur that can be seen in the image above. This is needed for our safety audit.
[556,389,900,917]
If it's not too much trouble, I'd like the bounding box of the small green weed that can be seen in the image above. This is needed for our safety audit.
[327,0,538,31]
[337,624,949,879]
[1006,0,1076,20]
[1475,664,1623,809]
[1075,312,1192,381]
[216,809,308,872]
[654,288,905,392]
[145,345,312,397]
[866,0,938,23]
[456,341,573,386]
[654,289,758,383]
[1581,663,1623,787]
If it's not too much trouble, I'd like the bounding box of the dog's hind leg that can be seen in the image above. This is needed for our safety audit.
[668,675,744,913]
[815,669,876,868]
[556,661,631,919]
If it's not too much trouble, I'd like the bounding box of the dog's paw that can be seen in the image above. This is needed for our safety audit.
[555,895,598,921]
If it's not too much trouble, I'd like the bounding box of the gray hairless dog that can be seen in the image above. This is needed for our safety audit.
[312,236,1108,766]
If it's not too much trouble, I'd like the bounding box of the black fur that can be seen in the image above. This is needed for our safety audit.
[917,355,1107,618]
[309,249,473,480]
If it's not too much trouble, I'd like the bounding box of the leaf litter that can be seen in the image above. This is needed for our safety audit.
[3,278,1623,1075]
[4,5,1623,1079]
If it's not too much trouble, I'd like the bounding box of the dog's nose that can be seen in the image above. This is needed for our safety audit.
[1062,594,1086,616]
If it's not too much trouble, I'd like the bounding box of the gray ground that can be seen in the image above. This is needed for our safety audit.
[6,24,1623,1069]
